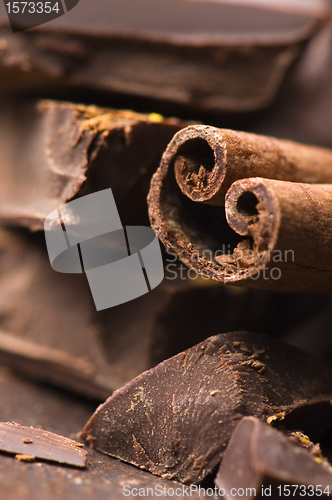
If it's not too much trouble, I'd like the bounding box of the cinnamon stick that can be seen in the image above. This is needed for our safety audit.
[220,178,332,290]
[168,125,332,205]
[148,129,332,291]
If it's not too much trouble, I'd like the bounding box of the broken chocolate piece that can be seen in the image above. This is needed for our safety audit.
[0,445,204,500]
[0,367,203,500]
[0,98,186,230]
[0,422,87,468]
[0,1,328,114]
[80,332,332,484]
[215,417,332,500]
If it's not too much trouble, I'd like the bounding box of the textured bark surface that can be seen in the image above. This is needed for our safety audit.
[0,98,185,230]
[168,125,332,205]
[215,417,332,500]
[80,332,332,484]
[148,127,332,291]
[0,1,327,114]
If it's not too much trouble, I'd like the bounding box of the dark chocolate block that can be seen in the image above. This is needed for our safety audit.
[0,97,186,230]
[215,417,332,499]
[0,1,328,114]
[0,368,209,500]
[80,332,332,484]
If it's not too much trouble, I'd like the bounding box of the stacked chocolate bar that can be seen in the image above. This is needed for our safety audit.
[0,1,332,498]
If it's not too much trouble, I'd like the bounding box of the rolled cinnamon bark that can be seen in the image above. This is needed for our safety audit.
[169,125,332,205]
[223,178,332,290]
[148,174,332,291]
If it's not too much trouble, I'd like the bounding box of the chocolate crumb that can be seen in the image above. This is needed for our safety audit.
[22,438,33,444]
[15,454,35,462]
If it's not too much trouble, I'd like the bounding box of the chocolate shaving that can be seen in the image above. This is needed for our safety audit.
[0,422,87,468]
[80,332,332,484]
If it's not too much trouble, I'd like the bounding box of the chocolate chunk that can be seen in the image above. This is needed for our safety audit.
[80,332,332,484]
[215,417,332,499]
[0,1,328,114]
[0,422,87,468]
[0,98,186,230]
[0,368,204,500]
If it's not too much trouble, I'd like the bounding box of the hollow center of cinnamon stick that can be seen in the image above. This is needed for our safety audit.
[174,138,216,200]
[154,160,244,264]
[236,192,259,217]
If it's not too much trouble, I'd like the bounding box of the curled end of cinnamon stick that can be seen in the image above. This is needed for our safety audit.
[224,177,280,258]
[170,125,227,204]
